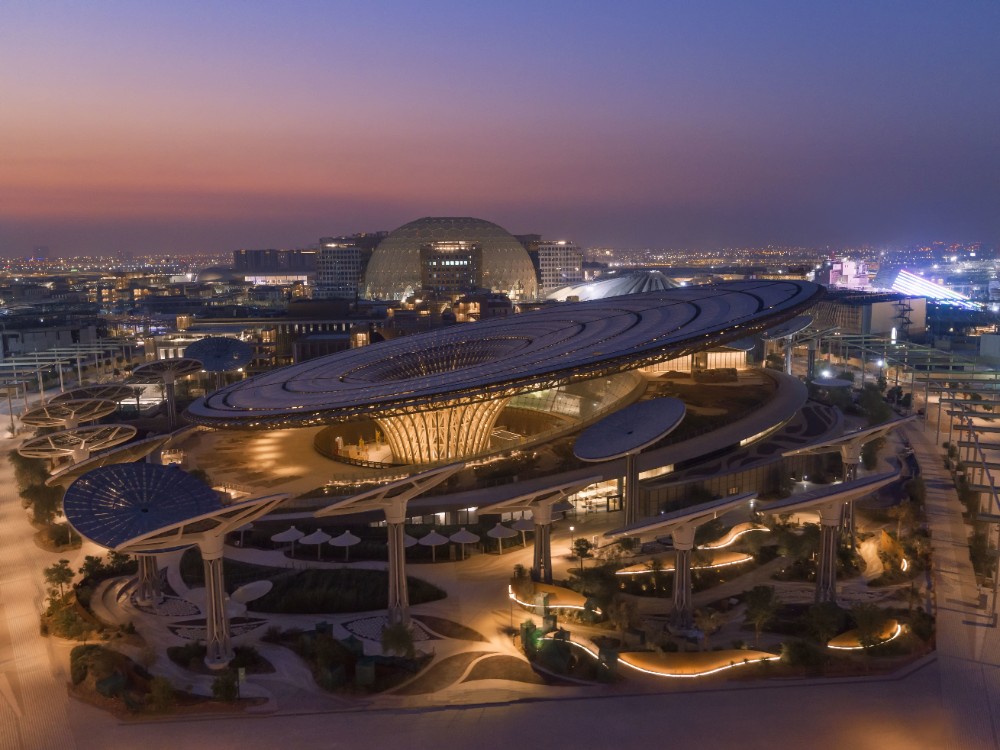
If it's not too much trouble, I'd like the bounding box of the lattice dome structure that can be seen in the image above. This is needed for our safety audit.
[363,216,538,301]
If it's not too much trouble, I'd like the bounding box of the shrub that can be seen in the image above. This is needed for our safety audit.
[781,639,826,672]
[147,676,176,711]
[211,670,239,702]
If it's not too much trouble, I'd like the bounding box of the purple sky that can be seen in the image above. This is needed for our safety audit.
[2,1,999,256]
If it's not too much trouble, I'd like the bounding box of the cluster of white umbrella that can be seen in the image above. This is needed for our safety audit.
[266,521,526,562]
[269,525,362,560]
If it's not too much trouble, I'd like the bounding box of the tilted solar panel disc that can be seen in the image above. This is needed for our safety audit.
[64,463,221,550]
[184,337,253,373]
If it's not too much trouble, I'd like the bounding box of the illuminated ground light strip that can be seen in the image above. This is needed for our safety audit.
[540,636,781,678]
[698,527,770,550]
[827,623,904,651]
[614,553,755,576]
[508,586,602,616]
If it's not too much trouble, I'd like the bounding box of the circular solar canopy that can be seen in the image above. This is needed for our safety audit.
[64,463,222,549]
[21,399,117,427]
[133,357,203,379]
[574,398,686,461]
[184,337,253,373]
[52,384,138,403]
[46,434,170,487]
[18,424,137,458]
[187,280,822,429]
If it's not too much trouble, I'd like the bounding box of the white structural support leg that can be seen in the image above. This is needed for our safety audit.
[200,536,233,669]
[385,515,409,625]
[531,504,554,584]
[671,523,696,628]
[135,554,163,606]
[784,338,793,375]
[816,503,842,604]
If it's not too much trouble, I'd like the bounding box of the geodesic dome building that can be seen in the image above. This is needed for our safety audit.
[362,216,538,301]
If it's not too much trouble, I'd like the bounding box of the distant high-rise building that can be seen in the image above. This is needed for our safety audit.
[420,241,483,296]
[537,241,583,294]
[233,248,317,273]
[315,241,365,300]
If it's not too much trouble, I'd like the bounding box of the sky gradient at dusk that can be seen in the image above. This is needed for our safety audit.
[2,1,999,255]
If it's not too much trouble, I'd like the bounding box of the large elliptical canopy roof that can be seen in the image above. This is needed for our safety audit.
[187,280,822,429]
[363,216,538,300]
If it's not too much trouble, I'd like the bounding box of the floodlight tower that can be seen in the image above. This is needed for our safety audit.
[64,463,287,668]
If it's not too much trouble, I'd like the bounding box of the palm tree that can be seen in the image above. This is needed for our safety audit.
[888,500,915,539]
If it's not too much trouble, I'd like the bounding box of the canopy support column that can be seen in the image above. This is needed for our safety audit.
[671,523,696,628]
[135,554,163,606]
[200,535,233,669]
[816,503,842,604]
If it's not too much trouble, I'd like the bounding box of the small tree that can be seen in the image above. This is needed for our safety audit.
[44,559,74,597]
[805,601,846,644]
[78,555,106,582]
[148,676,176,712]
[693,608,725,650]
[606,595,639,640]
[851,602,888,654]
[381,621,416,659]
[573,538,594,574]
[888,500,916,539]
[211,670,239,702]
[744,585,780,647]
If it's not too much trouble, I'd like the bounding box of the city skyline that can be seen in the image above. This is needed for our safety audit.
[2,2,999,256]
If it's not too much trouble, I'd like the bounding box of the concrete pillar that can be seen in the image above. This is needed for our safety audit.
[816,503,842,604]
[385,499,409,625]
[784,338,793,375]
[671,523,696,628]
[135,554,163,606]
[807,339,817,380]
[200,535,233,669]
[624,452,639,527]
[531,504,554,584]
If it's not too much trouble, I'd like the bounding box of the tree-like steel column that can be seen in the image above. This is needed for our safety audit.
[376,397,509,464]
[784,338,793,375]
[200,535,233,669]
[671,523,696,628]
[385,500,410,625]
[816,503,842,604]
[839,443,862,549]
[135,554,163,606]
[531,504,554,584]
